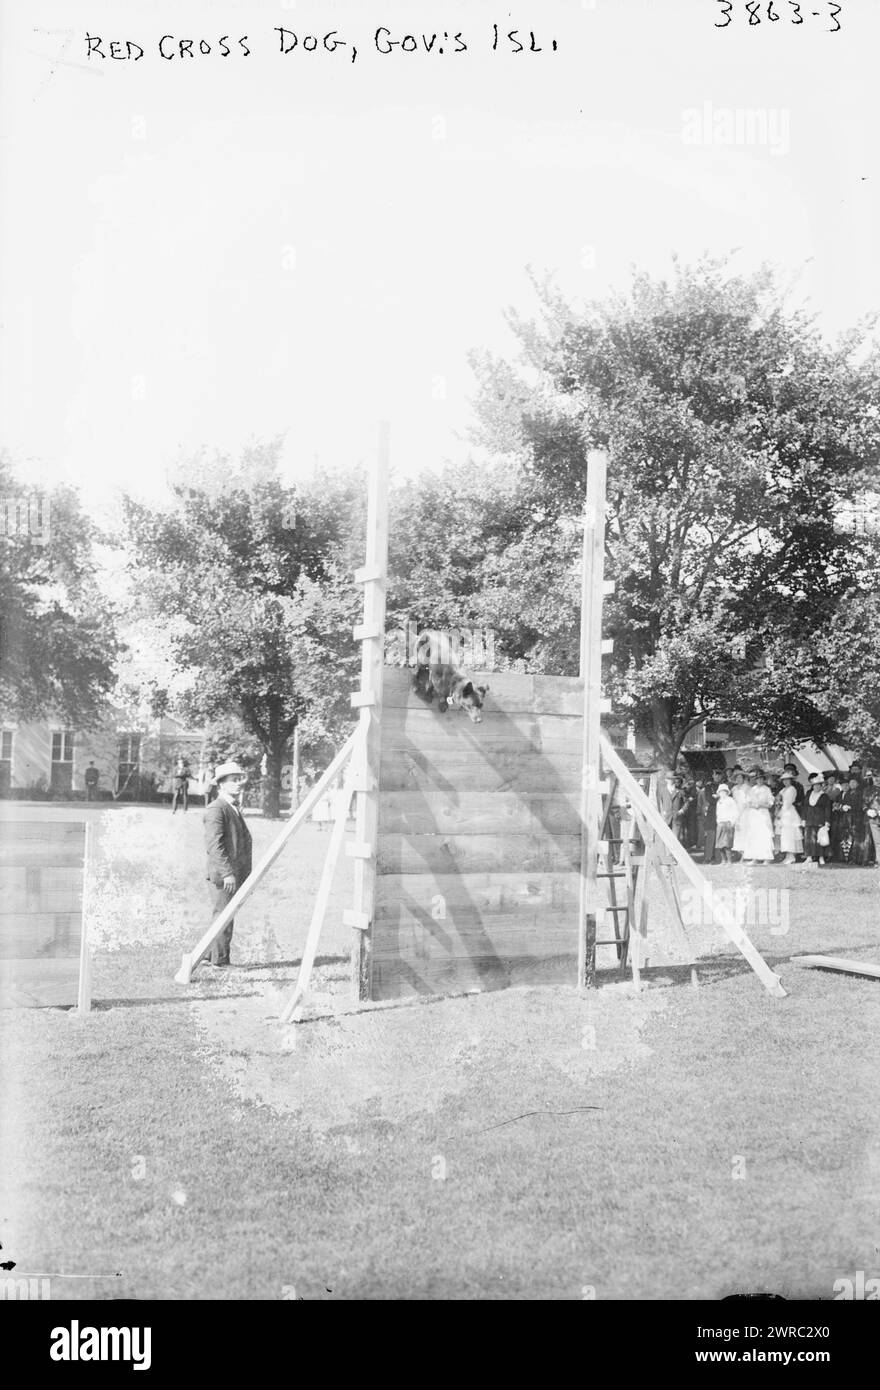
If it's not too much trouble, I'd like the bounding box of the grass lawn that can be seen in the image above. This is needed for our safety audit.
[1,803,879,1300]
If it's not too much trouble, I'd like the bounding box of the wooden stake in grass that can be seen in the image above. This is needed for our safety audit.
[278,780,355,1023]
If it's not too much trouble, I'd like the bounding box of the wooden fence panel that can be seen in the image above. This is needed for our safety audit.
[0,820,86,1008]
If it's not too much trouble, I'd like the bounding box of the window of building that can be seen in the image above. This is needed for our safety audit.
[0,730,12,792]
[49,729,75,793]
[117,733,141,791]
[51,730,74,762]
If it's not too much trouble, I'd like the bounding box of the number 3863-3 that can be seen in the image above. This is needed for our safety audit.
[714,1,842,30]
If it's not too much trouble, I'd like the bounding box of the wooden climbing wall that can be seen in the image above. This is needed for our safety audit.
[372,667,585,999]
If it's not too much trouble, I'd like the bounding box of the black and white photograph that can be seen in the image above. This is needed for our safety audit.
[1,0,879,1348]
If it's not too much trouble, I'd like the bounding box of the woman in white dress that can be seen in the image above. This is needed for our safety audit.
[741,768,776,863]
[776,770,804,865]
[730,768,751,859]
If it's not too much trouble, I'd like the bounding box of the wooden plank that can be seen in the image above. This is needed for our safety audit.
[0,846,87,868]
[378,750,585,794]
[343,909,370,931]
[374,871,579,920]
[351,423,389,1001]
[579,450,607,990]
[382,667,585,716]
[0,914,82,958]
[377,831,582,876]
[279,785,354,1021]
[0,820,86,873]
[0,821,86,844]
[795,955,880,980]
[0,957,83,1008]
[630,834,651,972]
[0,865,82,888]
[378,791,583,837]
[354,562,383,584]
[380,710,584,754]
[372,924,578,962]
[382,704,582,735]
[0,891,82,916]
[353,621,383,641]
[373,907,578,956]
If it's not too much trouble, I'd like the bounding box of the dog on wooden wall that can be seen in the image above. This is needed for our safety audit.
[412,629,490,723]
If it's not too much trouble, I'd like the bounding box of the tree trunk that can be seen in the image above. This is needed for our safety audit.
[650,697,677,768]
[671,716,708,768]
[262,742,285,820]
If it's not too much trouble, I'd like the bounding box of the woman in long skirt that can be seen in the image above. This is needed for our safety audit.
[741,769,775,863]
[776,771,804,865]
[731,768,751,860]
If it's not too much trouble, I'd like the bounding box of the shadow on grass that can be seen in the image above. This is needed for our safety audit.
[82,992,264,1011]
[234,955,348,972]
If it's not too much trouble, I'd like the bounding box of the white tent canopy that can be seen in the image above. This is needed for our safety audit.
[791,742,853,776]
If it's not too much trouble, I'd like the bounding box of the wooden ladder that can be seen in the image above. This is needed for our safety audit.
[588,766,655,984]
[589,770,637,979]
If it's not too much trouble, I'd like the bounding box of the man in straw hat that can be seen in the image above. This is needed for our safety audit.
[202,761,252,967]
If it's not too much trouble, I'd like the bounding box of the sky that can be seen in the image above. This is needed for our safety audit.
[1,0,879,517]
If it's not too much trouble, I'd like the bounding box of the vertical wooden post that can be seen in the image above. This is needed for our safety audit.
[578,449,608,990]
[291,724,300,810]
[77,820,94,1016]
[348,423,390,1001]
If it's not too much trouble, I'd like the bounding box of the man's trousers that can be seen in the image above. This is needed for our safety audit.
[206,882,235,964]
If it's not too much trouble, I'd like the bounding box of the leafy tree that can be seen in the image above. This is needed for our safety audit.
[465,257,880,760]
[387,462,565,664]
[808,580,880,760]
[123,444,364,817]
[0,454,120,727]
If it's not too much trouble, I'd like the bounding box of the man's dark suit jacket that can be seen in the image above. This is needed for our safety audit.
[204,796,253,888]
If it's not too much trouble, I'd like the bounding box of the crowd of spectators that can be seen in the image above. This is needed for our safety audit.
[657,762,880,867]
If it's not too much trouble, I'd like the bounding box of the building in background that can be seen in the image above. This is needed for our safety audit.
[0,711,207,801]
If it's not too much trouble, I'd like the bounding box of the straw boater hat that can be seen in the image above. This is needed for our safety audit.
[214,761,247,783]
[809,772,824,784]
[780,770,795,781]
